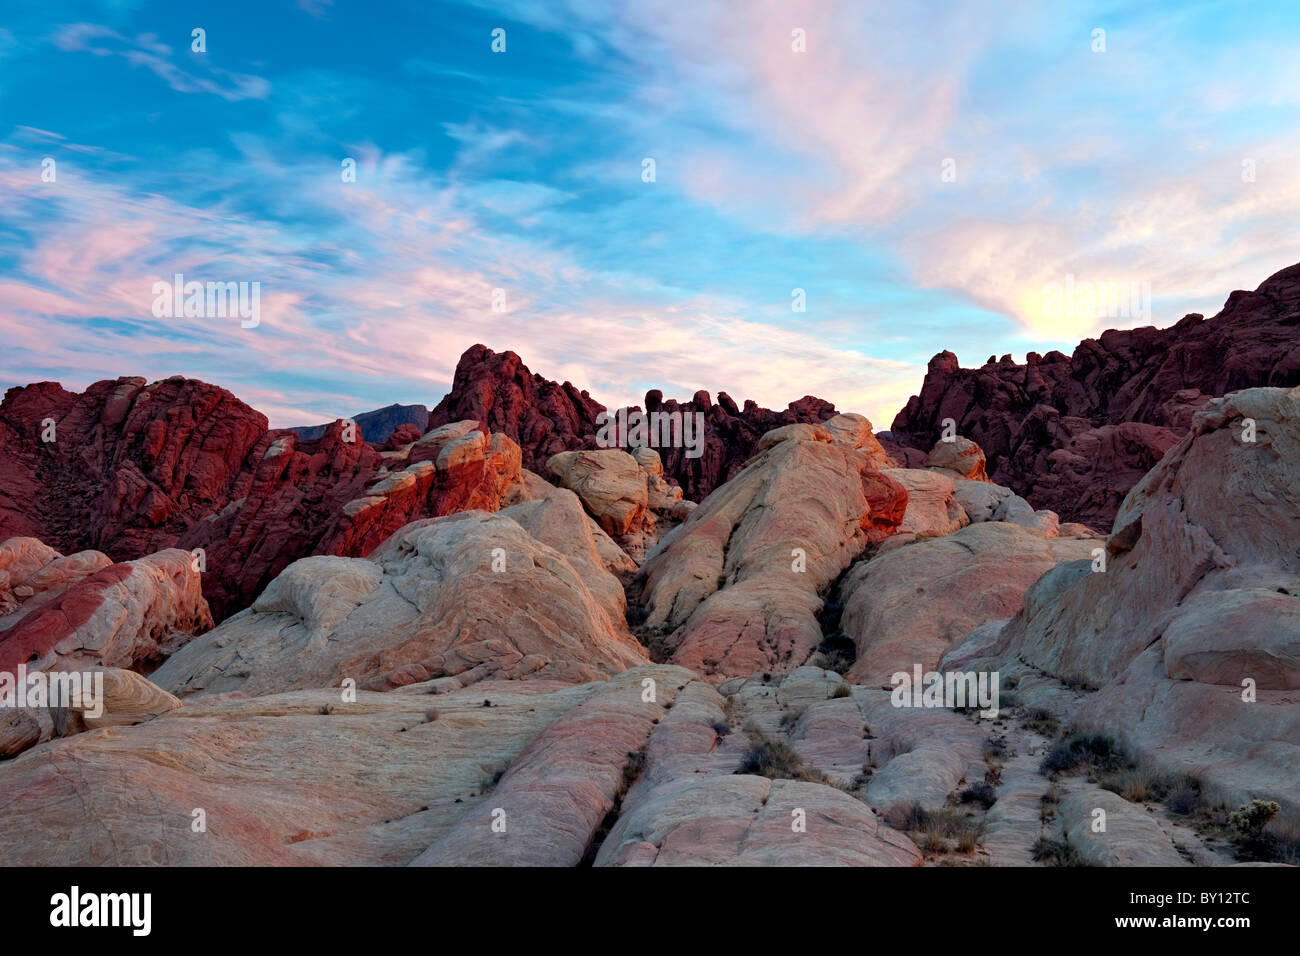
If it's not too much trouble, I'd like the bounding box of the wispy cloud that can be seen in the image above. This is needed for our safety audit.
[53,23,269,101]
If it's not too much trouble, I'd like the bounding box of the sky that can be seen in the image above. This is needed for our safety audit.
[3,0,1300,429]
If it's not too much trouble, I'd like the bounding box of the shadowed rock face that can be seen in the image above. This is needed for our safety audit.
[0,375,525,620]
[946,385,1300,819]
[427,343,838,501]
[889,262,1300,527]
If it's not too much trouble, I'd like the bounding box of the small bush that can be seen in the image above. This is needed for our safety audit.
[622,749,647,787]
[735,726,827,784]
[1031,837,1088,866]
[1101,769,1203,807]
[959,782,998,810]
[1229,799,1281,834]
[982,736,1008,759]
[1021,707,1060,737]
[709,720,731,737]
[1232,816,1300,865]
[1167,786,1204,816]
[1040,733,1130,775]
[830,683,852,699]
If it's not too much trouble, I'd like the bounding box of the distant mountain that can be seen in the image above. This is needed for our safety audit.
[288,403,430,443]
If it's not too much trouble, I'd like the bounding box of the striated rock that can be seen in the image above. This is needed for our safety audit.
[631,425,908,681]
[546,449,648,537]
[1057,790,1188,867]
[953,386,1300,821]
[839,522,1097,684]
[0,665,934,867]
[890,262,1300,526]
[153,499,649,698]
[0,672,663,865]
[0,541,212,674]
[3,668,180,758]
[413,668,689,866]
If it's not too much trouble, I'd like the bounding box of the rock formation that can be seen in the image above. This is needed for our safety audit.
[0,374,527,620]
[428,344,839,501]
[890,262,1300,526]
[946,385,1300,820]
[630,419,908,681]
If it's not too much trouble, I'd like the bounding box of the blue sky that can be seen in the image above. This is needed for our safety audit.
[3,0,1300,427]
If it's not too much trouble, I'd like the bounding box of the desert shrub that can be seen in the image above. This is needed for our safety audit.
[1020,707,1060,737]
[886,803,981,854]
[830,683,852,699]
[1101,769,1203,807]
[959,782,998,810]
[1229,799,1281,834]
[1031,838,1089,866]
[1167,785,1204,816]
[1040,733,1129,775]
[622,749,647,787]
[983,736,1008,759]
[735,726,828,784]
[709,720,731,737]
[1232,816,1300,865]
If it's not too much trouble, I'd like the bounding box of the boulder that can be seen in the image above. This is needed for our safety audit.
[924,436,989,480]
[546,449,648,537]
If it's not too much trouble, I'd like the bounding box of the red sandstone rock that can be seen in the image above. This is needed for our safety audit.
[0,376,524,620]
[427,344,838,501]
[889,263,1300,526]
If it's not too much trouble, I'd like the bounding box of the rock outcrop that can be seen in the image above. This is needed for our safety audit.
[631,420,908,681]
[152,491,649,697]
[0,538,212,674]
[0,665,928,867]
[839,522,1097,684]
[0,375,526,620]
[947,386,1300,820]
[890,263,1300,526]
[428,344,839,502]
